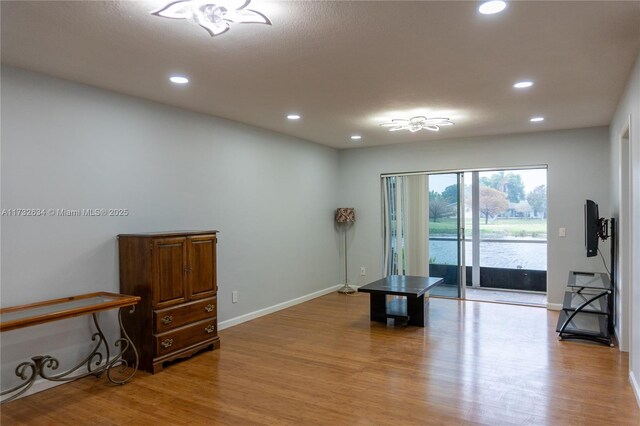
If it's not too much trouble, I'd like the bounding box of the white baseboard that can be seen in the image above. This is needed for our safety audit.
[1,357,113,403]
[631,371,640,408]
[615,326,629,352]
[1,377,67,403]
[218,284,341,331]
[546,303,562,311]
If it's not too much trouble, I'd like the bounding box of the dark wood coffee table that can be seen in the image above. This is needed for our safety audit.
[357,275,444,327]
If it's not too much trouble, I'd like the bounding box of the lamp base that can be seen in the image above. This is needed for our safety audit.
[337,283,356,294]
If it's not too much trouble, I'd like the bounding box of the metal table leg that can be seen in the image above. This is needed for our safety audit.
[1,306,139,404]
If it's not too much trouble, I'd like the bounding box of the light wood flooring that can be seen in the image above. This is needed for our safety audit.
[2,293,639,425]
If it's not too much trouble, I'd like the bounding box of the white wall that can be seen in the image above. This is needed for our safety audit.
[610,52,640,404]
[0,67,340,391]
[338,127,611,308]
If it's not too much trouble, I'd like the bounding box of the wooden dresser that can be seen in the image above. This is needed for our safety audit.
[118,231,220,374]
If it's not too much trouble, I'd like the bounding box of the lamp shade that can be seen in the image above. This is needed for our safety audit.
[335,208,355,223]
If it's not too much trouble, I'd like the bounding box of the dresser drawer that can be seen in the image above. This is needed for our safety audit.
[155,317,217,357]
[153,297,217,333]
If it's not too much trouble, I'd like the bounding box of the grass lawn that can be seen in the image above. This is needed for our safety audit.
[430,217,547,238]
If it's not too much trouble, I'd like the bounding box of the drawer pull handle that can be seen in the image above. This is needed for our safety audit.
[161,315,173,325]
[205,325,216,334]
[204,304,215,313]
[161,338,173,348]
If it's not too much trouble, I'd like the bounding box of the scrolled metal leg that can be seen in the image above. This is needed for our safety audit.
[88,312,110,376]
[39,314,108,382]
[0,361,38,404]
[1,307,139,403]
[106,306,139,385]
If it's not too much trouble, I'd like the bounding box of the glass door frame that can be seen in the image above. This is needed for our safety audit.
[457,172,466,300]
[422,171,466,299]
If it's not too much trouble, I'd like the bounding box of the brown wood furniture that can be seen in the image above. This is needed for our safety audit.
[357,275,444,326]
[0,292,140,403]
[118,230,220,374]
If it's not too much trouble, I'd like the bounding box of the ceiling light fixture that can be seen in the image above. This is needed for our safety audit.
[169,75,190,84]
[478,1,507,15]
[287,114,301,120]
[530,117,545,122]
[350,135,362,140]
[151,0,271,37]
[514,81,534,89]
[380,116,454,133]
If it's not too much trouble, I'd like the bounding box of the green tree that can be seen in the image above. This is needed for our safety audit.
[480,172,506,191]
[527,185,547,217]
[429,191,454,222]
[480,172,525,202]
[479,186,509,224]
[441,184,458,204]
[505,174,525,202]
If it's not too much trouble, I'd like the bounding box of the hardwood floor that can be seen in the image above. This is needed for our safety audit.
[2,293,638,425]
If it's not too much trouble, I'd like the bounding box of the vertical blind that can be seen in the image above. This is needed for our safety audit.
[382,175,429,277]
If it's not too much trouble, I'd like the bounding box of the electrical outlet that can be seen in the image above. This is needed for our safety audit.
[360,266,366,275]
[559,227,566,238]
[232,291,238,303]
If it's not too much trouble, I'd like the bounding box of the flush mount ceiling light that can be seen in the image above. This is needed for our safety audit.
[151,0,271,37]
[350,135,362,140]
[530,116,545,122]
[479,1,507,15]
[287,114,301,120]
[380,116,455,133]
[513,81,534,89]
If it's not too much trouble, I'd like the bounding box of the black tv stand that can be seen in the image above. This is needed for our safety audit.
[556,218,615,347]
[556,271,613,346]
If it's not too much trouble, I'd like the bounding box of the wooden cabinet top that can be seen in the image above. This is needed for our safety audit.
[118,230,218,238]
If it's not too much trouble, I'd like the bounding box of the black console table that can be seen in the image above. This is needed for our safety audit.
[556,271,614,347]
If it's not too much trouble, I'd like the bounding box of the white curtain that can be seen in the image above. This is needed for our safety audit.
[382,175,429,277]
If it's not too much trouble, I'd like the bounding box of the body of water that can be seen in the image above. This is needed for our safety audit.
[430,237,547,270]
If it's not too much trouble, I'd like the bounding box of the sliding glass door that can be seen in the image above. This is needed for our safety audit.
[382,172,466,298]
[382,167,547,304]
[428,173,466,298]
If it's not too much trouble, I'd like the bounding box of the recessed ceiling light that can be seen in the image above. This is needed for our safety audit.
[530,117,544,122]
[169,76,189,84]
[514,81,534,89]
[479,1,507,15]
[350,135,362,140]
[287,114,301,120]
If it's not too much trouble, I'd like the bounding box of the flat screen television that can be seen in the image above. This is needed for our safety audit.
[585,200,599,257]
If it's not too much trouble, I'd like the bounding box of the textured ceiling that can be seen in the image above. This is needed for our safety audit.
[2,1,639,148]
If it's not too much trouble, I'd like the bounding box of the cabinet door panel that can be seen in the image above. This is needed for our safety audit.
[187,235,217,300]
[153,237,187,308]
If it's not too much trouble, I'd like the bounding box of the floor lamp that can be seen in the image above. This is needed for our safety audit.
[336,208,356,294]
